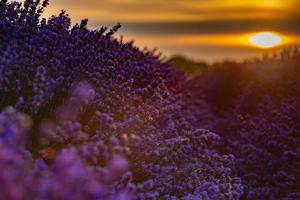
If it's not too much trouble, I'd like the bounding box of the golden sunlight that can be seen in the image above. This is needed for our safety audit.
[248,32,282,48]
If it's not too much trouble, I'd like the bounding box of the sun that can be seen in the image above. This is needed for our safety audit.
[248,32,282,49]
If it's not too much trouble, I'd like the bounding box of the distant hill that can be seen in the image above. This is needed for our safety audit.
[167,55,209,75]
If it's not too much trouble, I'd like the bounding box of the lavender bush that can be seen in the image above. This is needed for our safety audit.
[187,50,300,199]
[1,0,299,199]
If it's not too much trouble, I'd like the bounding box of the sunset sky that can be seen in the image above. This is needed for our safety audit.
[44,0,300,61]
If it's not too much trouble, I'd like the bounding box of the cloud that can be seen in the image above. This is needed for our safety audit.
[43,0,300,36]
[108,18,300,36]
[44,0,299,22]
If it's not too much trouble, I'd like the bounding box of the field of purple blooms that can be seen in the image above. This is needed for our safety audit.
[0,1,299,199]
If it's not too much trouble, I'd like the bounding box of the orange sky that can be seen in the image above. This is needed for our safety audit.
[44,0,300,61]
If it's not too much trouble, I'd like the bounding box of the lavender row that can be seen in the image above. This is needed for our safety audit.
[1,0,300,199]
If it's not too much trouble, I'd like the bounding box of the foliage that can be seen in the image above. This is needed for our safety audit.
[1,0,300,199]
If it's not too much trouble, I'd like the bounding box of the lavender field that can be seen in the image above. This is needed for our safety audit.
[0,1,300,199]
